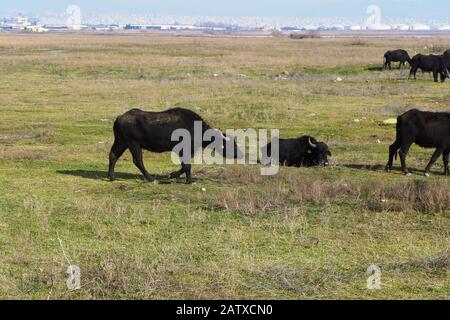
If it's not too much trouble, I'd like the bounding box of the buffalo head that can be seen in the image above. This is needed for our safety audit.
[305,137,331,167]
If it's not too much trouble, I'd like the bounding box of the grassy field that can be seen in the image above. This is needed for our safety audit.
[0,33,448,299]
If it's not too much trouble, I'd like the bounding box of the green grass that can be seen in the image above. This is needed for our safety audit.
[0,34,448,299]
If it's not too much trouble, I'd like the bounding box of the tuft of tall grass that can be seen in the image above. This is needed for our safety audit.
[215,168,450,214]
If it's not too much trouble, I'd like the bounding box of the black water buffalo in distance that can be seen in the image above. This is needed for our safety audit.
[444,49,450,73]
[409,54,447,82]
[384,49,412,70]
[260,136,331,167]
[108,108,243,184]
[386,109,450,176]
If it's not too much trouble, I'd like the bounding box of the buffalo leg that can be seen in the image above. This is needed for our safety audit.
[399,142,413,175]
[433,71,439,82]
[409,68,417,80]
[108,139,128,181]
[182,162,192,184]
[168,168,184,179]
[128,143,153,181]
[386,140,400,172]
[424,147,445,176]
[443,151,449,176]
[169,162,192,184]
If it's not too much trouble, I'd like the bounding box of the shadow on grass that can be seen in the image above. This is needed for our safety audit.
[367,66,384,71]
[57,169,140,180]
[56,169,198,184]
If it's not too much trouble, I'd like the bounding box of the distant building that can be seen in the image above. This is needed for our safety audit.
[0,14,45,31]
[17,14,29,27]
[410,24,431,31]
[391,24,410,31]
[303,25,318,31]
[90,24,121,31]
[43,24,69,30]
[124,24,203,31]
[23,25,48,33]
[349,25,363,31]
[330,24,345,31]
[365,24,392,31]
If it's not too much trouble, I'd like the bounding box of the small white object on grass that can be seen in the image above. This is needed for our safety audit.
[201,188,206,192]
[353,119,360,123]
[382,118,397,125]
[335,77,343,82]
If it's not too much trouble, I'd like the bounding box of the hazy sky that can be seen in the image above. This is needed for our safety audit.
[1,0,449,19]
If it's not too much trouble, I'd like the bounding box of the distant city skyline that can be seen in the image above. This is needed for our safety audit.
[0,0,449,21]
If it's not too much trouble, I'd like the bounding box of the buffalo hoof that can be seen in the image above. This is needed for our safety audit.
[143,175,155,182]
[169,172,182,179]
[385,166,391,173]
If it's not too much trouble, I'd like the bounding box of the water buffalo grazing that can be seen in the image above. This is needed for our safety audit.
[386,109,450,176]
[384,49,412,70]
[260,136,331,167]
[409,54,447,82]
[444,49,450,73]
[108,108,243,184]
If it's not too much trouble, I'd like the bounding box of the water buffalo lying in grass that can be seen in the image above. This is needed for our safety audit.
[409,54,447,82]
[384,49,412,70]
[260,136,331,167]
[386,109,450,176]
[108,108,243,184]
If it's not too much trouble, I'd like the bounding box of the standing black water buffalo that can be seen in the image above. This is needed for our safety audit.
[409,54,447,82]
[384,49,412,70]
[444,49,450,73]
[108,108,243,184]
[260,136,331,167]
[386,109,450,176]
